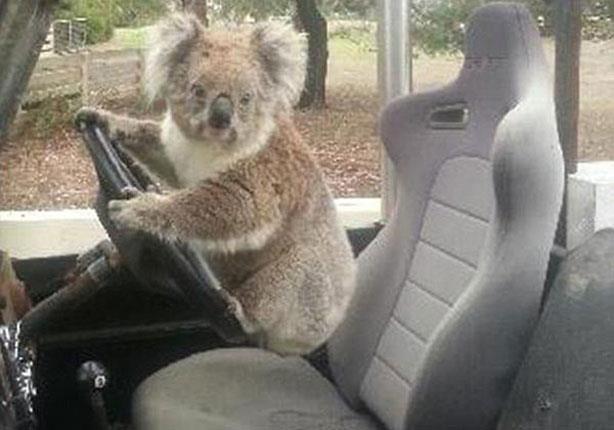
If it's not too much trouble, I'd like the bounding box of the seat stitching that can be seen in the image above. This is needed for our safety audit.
[373,354,412,387]
[391,314,428,344]
[407,279,453,307]
[428,198,490,224]
[418,236,478,270]
[430,197,490,223]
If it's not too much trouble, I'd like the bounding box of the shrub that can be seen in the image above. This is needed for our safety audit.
[56,0,114,44]
[15,95,81,139]
[111,0,167,28]
[412,0,482,55]
[55,0,166,44]
[412,0,614,55]
[330,21,376,52]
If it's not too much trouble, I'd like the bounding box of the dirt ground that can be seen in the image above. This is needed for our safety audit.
[1,36,612,210]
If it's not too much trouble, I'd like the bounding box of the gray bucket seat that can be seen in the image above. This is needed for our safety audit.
[132,3,564,430]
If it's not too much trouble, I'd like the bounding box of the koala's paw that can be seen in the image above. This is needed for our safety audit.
[74,107,108,132]
[119,186,142,200]
[107,199,137,230]
[108,192,162,233]
[220,290,259,334]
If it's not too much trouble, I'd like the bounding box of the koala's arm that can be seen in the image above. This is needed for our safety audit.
[108,174,283,252]
[75,107,179,187]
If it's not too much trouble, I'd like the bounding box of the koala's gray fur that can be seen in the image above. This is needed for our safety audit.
[75,13,356,355]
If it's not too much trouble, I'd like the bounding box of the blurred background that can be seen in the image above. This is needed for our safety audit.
[1,0,612,210]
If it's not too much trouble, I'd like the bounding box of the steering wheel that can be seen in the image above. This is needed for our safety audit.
[79,124,246,344]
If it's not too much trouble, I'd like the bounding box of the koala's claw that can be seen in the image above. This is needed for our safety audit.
[226,296,241,316]
[119,186,142,200]
[218,289,238,313]
[107,192,164,233]
[74,107,106,132]
[220,290,258,334]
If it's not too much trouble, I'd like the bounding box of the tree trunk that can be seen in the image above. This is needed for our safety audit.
[182,0,208,26]
[0,0,56,145]
[295,0,328,109]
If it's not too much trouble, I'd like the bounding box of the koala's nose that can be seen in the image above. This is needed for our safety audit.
[209,95,233,130]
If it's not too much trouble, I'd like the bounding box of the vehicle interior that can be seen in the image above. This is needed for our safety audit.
[2,2,613,430]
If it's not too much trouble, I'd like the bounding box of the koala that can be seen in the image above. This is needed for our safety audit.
[75,14,356,356]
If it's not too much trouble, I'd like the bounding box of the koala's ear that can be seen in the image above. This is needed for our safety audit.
[251,23,307,107]
[144,13,204,102]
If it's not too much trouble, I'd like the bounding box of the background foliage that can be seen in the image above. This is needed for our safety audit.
[413,0,614,55]
[55,0,167,43]
[208,0,292,21]
[55,0,614,51]
[207,0,377,21]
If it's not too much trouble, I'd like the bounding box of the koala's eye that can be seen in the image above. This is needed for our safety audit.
[240,92,252,106]
[191,83,206,98]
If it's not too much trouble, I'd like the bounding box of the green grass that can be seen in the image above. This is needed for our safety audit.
[330,36,376,60]
[110,23,376,55]
[330,25,376,53]
[111,27,151,49]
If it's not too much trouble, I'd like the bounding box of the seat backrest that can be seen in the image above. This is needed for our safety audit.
[328,4,564,430]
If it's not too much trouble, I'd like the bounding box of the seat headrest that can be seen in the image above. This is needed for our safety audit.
[377,3,552,163]
[463,2,549,94]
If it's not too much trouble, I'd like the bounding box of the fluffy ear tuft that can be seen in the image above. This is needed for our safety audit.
[144,13,204,102]
[251,23,307,108]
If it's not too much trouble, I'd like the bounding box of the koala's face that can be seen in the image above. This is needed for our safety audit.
[145,15,306,153]
[167,34,266,147]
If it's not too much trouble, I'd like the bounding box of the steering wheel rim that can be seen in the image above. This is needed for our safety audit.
[80,124,246,344]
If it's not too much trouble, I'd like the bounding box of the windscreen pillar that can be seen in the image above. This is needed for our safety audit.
[377,0,412,219]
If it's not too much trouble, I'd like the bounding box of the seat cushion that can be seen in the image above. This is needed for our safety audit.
[133,348,380,430]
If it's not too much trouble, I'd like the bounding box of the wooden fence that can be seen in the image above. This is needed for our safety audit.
[25,49,143,104]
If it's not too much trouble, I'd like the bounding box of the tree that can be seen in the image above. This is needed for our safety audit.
[412,0,614,55]
[211,0,328,109]
[175,0,208,25]
[296,0,328,108]
[0,0,57,145]
[211,0,291,22]
[323,0,376,17]
[187,0,208,25]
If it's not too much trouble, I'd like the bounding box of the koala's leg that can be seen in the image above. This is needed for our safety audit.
[107,176,282,249]
[233,249,335,356]
[75,107,179,187]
